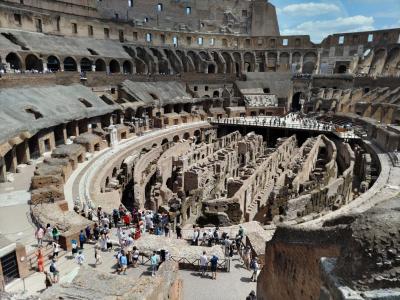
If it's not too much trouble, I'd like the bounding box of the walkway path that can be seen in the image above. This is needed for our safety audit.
[6,228,257,300]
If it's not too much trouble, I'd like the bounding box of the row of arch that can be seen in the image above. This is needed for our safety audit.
[364,47,400,76]
[4,52,134,73]
[4,48,319,75]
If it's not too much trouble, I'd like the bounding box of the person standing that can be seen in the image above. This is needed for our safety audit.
[243,246,251,270]
[94,246,102,266]
[199,251,208,277]
[49,259,59,283]
[118,252,128,275]
[35,226,45,247]
[150,251,159,277]
[36,247,44,272]
[164,223,170,237]
[79,230,86,249]
[45,224,53,247]
[52,226,59,242]
[76,251,85,265]
[132,246,139,268]
[210,254,218,280]
[52,241,60,259]
[250,257,259,282]
[71,239,78,257]
[176,224,182,239]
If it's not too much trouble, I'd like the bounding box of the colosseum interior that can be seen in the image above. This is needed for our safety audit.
[0,0,399,299]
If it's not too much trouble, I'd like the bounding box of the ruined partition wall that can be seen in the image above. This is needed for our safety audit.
[257,226,347,300]
[200,135,298,225]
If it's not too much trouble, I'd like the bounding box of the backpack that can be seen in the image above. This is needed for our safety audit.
[50,264,55,273]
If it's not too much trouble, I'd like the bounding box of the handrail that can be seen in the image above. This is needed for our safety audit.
[209,117,360,139]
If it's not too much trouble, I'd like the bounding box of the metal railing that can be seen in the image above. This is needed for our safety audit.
[169,255,230,272]
[209,117,361,139]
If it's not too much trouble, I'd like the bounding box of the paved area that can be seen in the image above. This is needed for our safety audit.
[179,256,257,300]
[6,228,258,300]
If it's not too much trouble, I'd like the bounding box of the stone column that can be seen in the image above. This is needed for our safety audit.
[21,140,30,163]
[109,125,118,148]
[0,156,6,183]
[10,147,17,173]
[62,124,68,143]
[43,61,48,73]
[299,55,304,73]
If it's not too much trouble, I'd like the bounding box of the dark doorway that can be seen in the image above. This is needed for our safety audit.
[292,92,302,112]
[47,56,60,72]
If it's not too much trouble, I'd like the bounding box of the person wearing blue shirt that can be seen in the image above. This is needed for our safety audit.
[118,252,128,275]
[151,251,159,277]
[79,230,86,249]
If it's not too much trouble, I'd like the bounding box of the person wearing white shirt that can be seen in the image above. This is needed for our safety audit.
[199,251,208,277]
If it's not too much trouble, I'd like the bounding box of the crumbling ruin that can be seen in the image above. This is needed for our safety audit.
[0,0,399,299]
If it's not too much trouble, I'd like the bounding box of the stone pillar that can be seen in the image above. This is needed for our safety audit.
[59,62,64,72]
[299,55,304,73]
[108,125,118,148]
[43,61,48,73]
[0,156,6,183]
[10,147,17,173]
[20,140,30,163]
[91,64,96,72]
[315,50,322,75]
[62,124,68,143]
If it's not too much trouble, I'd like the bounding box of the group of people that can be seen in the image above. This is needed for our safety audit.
[34,224,62,284]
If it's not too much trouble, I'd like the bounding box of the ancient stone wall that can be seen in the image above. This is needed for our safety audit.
[257,226,347,300]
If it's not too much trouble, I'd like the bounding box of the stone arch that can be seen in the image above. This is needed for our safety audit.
[199,51,211,61]
[161,138,169,145]
[222,52,234,73]
[164,49,183,74]
[244,52,255,72]
[303,52,317,74]
[267,52,277,71]
[183,132,190,140]
[25,54,43,71]
[63,56,77,71]
[211,52,225,73]
[279,52,290,71]
[109,59,120,73]
[187,51,202,72]
[135,58,147,74]
[292,92,305,112]
[292,52,302,72]
[176,50,194,73]
[383,47,400,76]
[158,59,170,74]
[123,60,133,74]
[208,64,216,74]
[173,135,180,143]
[194,130,202,144]
[6,52,22,70]
[233,52,242,75]
[369,48,386,76]
[80,57,92,72]
[47,55,60,72]
[136,46,156,74]
[95,58,106,71]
